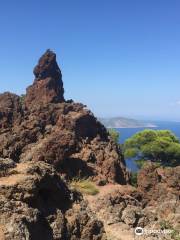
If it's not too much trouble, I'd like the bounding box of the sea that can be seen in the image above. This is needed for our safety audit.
[115,121,180,172]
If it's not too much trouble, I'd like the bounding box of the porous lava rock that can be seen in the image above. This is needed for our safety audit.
[0,161,106,240]
[137,162,180,206]
[85,164,180,240]
[25,50,65,108]
[0,50,130,239]
[0,92,22,129]
[0,50,129,185]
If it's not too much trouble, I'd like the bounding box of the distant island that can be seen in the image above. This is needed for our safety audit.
[99,117,157,128]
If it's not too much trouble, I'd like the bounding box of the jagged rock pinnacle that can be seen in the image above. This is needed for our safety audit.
[33,49,62,81]
[25,50,65,108]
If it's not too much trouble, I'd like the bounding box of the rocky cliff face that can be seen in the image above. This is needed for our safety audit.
[0,50,129,239]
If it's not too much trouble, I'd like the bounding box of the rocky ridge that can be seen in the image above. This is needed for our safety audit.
[0,50,129,239]
[0,50,179,240]
[0,50,129,185]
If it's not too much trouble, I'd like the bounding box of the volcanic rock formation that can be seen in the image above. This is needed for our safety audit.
[85,163,180,240]
[0,50,130,239]
[25,50,65,108]
[0,51,179,240]
[0,160,106,240]
[0,92,22,128]
[0,50,129,185]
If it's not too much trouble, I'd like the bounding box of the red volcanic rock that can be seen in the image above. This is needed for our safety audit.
[0,50,128,239]
[0,161,106,239]
[0,92,22,129]
[25,50,64,108]
[137,162,180,205]
[0,50,129,185]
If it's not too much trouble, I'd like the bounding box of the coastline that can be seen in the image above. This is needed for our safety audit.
[106,125,157,129]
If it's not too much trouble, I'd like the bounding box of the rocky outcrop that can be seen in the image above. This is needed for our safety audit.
[137,162,180,205]
[137,163,180,231]
[0,50,129,185]
[0,92,22,129]
[84,185,144,240]
[25,50,65,108]
[0,161,106,240]
[0,50,131,239]
[1,50,179,240]
[85,164,180,240]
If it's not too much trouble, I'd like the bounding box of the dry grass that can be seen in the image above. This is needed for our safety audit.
[70,179,99,195]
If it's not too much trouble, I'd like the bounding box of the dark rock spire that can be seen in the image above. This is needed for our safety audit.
[25,50,65,108]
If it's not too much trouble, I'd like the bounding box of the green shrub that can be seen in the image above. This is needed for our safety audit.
[108,128,120,144]
[160,221,180,240]
[135,159,146,169]
[130,172,138,187]
[159,220,172,229]
[171,229,180,240]
[124,129,180,167]
[20,94,25,104]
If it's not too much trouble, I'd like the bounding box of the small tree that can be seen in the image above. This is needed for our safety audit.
[108,128,120,144]
[123,129,180,167]
[20,94,25,104]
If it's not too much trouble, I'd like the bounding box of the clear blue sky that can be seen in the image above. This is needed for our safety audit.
[0,0,180,120]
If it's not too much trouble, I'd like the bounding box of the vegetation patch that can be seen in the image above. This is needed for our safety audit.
[20,94,25,104]
[70,179,99,195]
[159,220,180,240]
[130,172,138,187]
[108,128,120,144]
[123,129,180,167]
